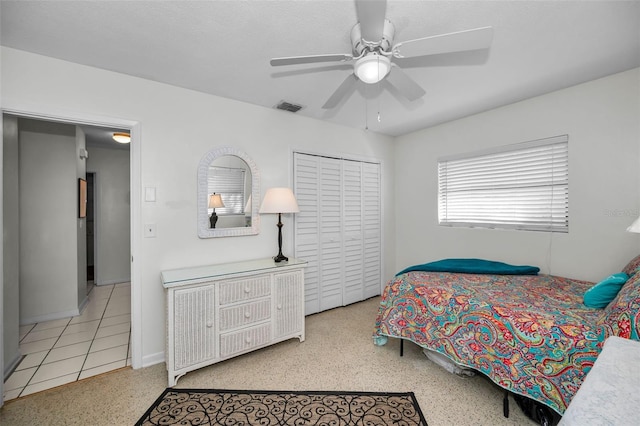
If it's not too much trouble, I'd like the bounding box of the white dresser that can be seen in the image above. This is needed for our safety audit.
[162,258,306,386]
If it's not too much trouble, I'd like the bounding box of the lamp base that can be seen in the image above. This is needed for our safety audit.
[273,213,289,263]
[273,253,288,263]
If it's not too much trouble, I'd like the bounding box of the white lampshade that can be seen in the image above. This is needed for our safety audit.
[355,54,391,84]
[627,216,640,233]
[259,187,299,214]
[208,193,225,209]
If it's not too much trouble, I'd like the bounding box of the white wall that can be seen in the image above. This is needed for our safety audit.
[18,119,85,323]
[395,68,640,282]
[2,115,20,376]
[0,47,396,366]
[87,145,131,285]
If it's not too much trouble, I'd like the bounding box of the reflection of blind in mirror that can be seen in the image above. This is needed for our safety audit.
[208,167,246,215]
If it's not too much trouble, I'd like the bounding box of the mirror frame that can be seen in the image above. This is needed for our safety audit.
[197,146,260,238]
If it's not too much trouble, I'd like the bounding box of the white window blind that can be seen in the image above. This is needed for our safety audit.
[207,167,246,215]
[438,135,568,232]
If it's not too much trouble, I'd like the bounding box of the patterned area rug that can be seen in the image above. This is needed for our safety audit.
[135,388,428,425]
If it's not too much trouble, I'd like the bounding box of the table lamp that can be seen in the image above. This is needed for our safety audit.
[259,187,299,262]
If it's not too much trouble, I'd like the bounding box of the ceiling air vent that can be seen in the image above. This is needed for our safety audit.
[275,101,303,113]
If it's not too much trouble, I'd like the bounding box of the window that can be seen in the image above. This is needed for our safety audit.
[208,166,246,215]
[438,135,568,232]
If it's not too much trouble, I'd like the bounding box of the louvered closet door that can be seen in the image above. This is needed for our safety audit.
[293,154,321,314]
[294,154,343,314]
[318,157,344,311]
[342,160,364,305]
[362,162,382,298]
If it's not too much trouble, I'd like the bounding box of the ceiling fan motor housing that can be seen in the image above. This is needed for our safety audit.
[351,18,395,56]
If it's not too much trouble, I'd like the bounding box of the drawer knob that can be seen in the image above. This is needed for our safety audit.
[244,287,251,294]
[277,304,282,310]
[206,321,213,328]
[244,311,251,319]
[245,337,251,344]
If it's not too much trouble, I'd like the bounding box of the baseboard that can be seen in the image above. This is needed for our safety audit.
[142,351,165,368]
[20,307,81,325]
[3,351,22,381]
[77,294,89,314]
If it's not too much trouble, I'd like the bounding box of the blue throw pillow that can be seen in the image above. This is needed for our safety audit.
[584,272,629,309]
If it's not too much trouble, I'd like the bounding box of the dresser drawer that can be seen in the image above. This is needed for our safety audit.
[220,322,271,358]
[218,275,271,305]
[219,298,271,331]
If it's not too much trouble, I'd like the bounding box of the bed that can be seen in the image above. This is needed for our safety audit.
[372,256,640,415]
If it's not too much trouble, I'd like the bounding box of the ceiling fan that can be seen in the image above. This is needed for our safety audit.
[270,0,493,109]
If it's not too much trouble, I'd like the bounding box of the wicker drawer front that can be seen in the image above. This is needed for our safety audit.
[219,298,271,332]
[219,323,271,358]
[218,275,271,305]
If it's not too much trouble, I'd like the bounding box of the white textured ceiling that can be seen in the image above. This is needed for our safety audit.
[2,0,639,137]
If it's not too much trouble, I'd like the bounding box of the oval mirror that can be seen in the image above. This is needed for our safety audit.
[197,146,260,238]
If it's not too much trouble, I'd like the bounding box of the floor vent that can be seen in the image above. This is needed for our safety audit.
[275,101,303,113]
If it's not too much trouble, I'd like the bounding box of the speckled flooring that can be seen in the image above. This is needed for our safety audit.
[0,297,535,425]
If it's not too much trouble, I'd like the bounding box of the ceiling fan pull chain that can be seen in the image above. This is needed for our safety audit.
[377,85,381,123]
[364,88,369,131]
[377,74,382,123]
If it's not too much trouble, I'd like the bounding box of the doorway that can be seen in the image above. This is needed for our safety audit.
[0,110,140,403]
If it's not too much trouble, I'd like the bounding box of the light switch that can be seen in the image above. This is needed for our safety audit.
[145,187,156,202]
[144,223,157,238]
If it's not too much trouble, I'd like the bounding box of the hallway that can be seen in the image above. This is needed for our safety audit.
[3,282,131,400]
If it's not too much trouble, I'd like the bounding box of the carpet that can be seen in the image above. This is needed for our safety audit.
[135,388,428,425]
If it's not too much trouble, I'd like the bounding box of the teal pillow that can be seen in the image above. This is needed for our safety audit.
[584,272,629,309]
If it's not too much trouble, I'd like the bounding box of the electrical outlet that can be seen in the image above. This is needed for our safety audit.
[144,223,156,238]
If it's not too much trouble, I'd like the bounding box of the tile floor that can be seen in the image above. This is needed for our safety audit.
[3,282,131,401]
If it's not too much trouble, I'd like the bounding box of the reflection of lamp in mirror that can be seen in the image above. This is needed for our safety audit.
[259,188,299,262]
[208,193,225,228]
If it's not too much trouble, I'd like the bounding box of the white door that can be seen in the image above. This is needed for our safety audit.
[293,153,323,315]
[362,162,382,298]
[342,160,364,305]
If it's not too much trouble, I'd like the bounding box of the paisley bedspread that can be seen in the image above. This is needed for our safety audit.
[372,271,602,415]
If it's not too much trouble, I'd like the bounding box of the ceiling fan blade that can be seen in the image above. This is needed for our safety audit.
[386,66,426,101]
[355,0,387,42]
[322,74,358,109]
[270,54,353,67]
[393,26,494,58]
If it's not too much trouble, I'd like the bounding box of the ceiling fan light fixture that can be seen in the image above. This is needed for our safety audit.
[355,54,391,84]
[112,132,131,144]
